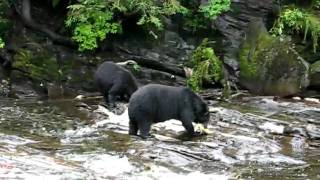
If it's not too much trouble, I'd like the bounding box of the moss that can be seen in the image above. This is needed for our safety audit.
[13,48,61,82]
[238,18,309,96]
[239,24,275,81]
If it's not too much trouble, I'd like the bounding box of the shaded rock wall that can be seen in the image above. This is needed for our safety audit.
[214,0,276,77]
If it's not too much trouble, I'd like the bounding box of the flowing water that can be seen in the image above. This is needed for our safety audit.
[0,95,319,179]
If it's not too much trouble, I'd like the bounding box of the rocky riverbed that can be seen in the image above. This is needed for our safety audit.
[0,95,319,179]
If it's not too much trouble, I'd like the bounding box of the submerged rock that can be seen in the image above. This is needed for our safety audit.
[238,19,309,96]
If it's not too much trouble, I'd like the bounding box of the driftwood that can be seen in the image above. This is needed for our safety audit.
[116,60,138,66]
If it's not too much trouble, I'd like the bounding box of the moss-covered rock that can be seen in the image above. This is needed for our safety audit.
[11,44,97,96]
[310,60,320,89]
[13,48,60,82]
[239,18,309,96]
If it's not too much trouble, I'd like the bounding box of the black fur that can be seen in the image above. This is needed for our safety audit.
[128,84,209,139]
[94,62,138,106]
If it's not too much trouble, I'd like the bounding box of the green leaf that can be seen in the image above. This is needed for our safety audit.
[0,37,4,48]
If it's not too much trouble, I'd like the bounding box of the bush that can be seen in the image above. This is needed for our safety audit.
[199,0,231,19]
[182,0,231,32]
[66,0,231,50]
[187,38,223,92]
[66,0,187,51]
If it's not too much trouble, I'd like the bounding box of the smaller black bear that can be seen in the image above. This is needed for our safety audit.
[94,61,138,106]
[128,84,209,139]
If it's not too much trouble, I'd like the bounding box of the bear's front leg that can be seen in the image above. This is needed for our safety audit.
[108,84,122,107]
[181,110,196,136]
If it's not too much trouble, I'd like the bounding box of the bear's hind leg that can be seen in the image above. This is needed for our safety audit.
[138,120,152,139]
[129,120,138,135]
[103,90,109,104]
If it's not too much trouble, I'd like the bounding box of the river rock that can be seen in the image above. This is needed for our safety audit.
[310,60,320,89]
[238,19,309,96]
[306,124,320,140]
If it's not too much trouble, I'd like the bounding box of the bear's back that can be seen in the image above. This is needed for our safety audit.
[132,84,186,98]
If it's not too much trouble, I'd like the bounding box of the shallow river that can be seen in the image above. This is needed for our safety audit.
[0,95,319,179]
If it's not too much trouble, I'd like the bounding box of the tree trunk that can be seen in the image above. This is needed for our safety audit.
[18,0,76,47]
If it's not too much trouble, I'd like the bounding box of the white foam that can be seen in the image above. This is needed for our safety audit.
[259,122,284,134]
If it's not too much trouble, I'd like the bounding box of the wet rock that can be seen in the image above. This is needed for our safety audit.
[306,124,320,140]
[284,127,308,137]
[10,80,46,98]
[0,78,11,97]
[310,60,320,89]
[238,19,309,96]
[82,154,133,178]
[1,95,320,179]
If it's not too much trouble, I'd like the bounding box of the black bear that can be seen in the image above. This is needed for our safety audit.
[128,84,209,139]
[94,61,138,106]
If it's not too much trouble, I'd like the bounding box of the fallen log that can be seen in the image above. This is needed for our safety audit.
[117,46,186,77]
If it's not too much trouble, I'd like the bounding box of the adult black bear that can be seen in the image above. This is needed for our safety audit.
[128,84,209,139]
[94,61,138,106]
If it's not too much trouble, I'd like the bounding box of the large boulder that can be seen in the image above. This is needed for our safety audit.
[310,60,320,89]
[238,19,309,96]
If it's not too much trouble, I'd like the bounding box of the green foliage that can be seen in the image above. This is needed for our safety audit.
[66,0,231,50]
[183,13,208,32]
[0,38,4,48]
[0,0,10,49]
[66,0,122,51]
[181,0,231,32]
[312,0,320,9]
[271,7,320,53]
[187,38,223,92]
[199,0,231,19]
[66,0,186,51]
[132,64,141,72]
[239,47,259,79]
[133,0,188,30]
